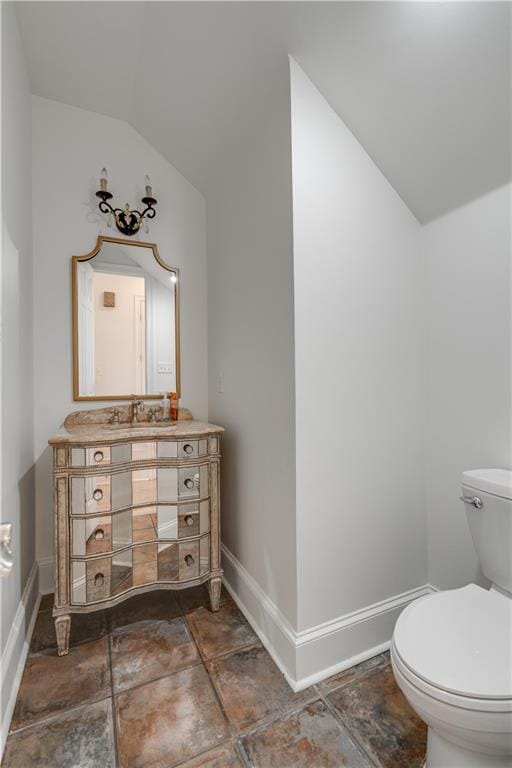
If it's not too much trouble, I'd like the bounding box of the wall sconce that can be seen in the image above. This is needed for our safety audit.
[95,168,157,236]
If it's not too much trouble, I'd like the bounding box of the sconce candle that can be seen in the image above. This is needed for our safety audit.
[95,170,157,237]
[100,167,108,192]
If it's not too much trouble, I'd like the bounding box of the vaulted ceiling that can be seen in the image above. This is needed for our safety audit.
[16,1,511,222]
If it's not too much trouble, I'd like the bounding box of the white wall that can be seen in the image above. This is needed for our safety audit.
[32,96,207,577]
[424,184,512,590]
[290,60,427,636]
[1,2,37,749]
[207,62,298,639]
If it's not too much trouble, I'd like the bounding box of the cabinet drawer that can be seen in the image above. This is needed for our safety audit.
[71,472,133,515]
[72,508,135,556]
[71,446,111,468]
[70,442,158,468]
[72,498,209,559]
[178,500,209,538]
[177,439,209,459]
[157,540,207,581]
[71,550,133,604]
[156,500,210,539]
[70,543,212,602]
[71,475,111,515]
[72,466,209,515]
[157,465,209,502]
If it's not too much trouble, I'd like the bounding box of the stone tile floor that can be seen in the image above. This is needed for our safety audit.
[3,587,427,767]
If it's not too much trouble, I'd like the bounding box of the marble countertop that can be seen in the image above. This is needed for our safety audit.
[48,419,224,446]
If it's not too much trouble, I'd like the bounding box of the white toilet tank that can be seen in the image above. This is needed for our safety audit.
[461,468,512,595]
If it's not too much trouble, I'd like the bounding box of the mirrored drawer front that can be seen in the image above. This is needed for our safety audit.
[71,475,111,515]
[157,500,210,540]
[71,443,159,468]
[71,550,133,604]
[158,465,209,502]
[72,465,209,515]
[131,442,156,462]
[71,447,112,468]
[178,439,208,459]
[157,537,209,581]
[71,472,133,515]
[72,509,134,557]
[133,506,158,544]
[72,536,210,604]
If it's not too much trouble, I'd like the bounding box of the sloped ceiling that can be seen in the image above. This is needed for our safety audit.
[16,1,511,222]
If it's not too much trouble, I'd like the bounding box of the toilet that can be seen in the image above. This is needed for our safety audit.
[391,468,512,768]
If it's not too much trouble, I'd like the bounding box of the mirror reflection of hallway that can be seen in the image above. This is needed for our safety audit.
[73,237,179,400]
[93,272,145,395]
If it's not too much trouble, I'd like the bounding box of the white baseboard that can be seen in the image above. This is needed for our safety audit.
[222,544,435,691]
[36,549,434,691]
[221,544,299,686]
[38,557,54,596]
[1,562,40,757]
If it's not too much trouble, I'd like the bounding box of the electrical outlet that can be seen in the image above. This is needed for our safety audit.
[217,373,224,394]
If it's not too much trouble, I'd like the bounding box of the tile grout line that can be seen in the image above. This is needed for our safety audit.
[109,655,204,700]
[182,610,239,748]
[107,632,120,768]
[234,738,252,768]
[318,689,382,768]
[197,638,263,666]
[170,739,251,768]
[235,693,321,743]
[6,694,113,738]
[188,623,311,745]
[8,638,113,739]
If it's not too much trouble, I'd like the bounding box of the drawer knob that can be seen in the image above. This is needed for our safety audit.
[93,488,104,502]
[184,478,194,490]
[183,444,194,455]
[94,573,104,587]
[94,528,104,541]
[184,515,194,527]
[184,554,195,567]
[93,451,104,463]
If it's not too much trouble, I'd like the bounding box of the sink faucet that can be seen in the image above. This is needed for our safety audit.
[131,399,144,423]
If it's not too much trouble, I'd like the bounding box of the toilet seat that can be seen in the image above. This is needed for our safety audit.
[393,585,512,710]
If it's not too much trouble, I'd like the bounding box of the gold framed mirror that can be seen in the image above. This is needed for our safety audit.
[72,236,180,401]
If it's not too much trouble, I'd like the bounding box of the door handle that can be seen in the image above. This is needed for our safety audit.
[459,495,483,509]
[0,523,13,576]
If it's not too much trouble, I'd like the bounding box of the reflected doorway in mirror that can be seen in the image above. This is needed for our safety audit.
[72,236,180,401]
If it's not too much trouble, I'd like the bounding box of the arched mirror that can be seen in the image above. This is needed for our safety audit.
[72,236,180,400]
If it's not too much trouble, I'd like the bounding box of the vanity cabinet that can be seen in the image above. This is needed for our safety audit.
[49,414,224,656]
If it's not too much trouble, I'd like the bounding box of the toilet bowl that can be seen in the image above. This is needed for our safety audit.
[391,468,512,768]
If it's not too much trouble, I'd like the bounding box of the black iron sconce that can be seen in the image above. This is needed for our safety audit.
[95,168,157,236]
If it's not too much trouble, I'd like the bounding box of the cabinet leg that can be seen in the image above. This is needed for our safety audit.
[54,615,71,656]
[208,577,222,612]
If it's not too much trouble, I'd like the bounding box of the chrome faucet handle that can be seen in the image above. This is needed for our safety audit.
[131,399,144,423]
[110,408,121,424]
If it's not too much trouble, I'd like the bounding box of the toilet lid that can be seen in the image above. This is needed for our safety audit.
[394,585,512,700]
